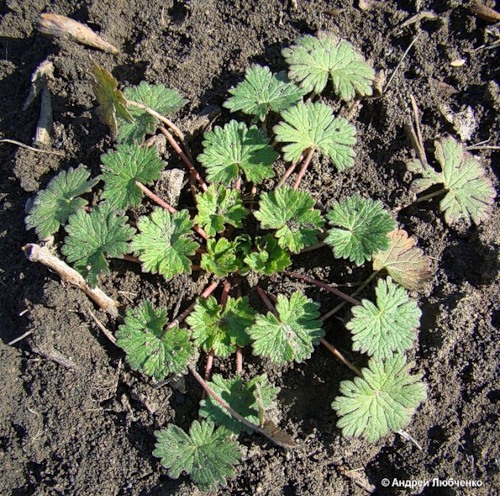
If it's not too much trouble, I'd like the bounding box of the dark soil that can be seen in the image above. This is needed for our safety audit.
[1,1,499,495]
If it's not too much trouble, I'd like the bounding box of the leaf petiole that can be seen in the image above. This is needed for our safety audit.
[293,148,315,189]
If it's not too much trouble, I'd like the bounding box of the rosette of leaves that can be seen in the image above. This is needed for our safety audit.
[118,81,187,143]
[282,33,375,100]
[332,354,427,442]
[61,203,135,287]
[407,137,496,226]
[273,101,356,170]
[199,374,280,434]
[346,277,422,360]
[224,65,306,122]
[200,237,249,277]
[197,120,278,184]
[243,234,291,276]
[116,302,194,380]
[247,292,324,364]
[195,184,249,237]
[25,166,99,239]
[153,420,241,491]
[132,208,199,280]
[254,186,324,253]
[101,144,165,209]
[325,195,396,266]
[186,296,255,357]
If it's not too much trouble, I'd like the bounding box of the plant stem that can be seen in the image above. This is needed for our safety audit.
[201,350,215,399]
[276,157,301,188]
[122,254,141,263]
[320,338,362,377]
[127,99,188,150]
[293,148,315,189]
[165,281,219,331]
[256,285,278,316]
[135,181,209,240]
[413,188,447,204]
[158,126,208,192]
[220,280,231,308]
[283,271,360,306]
[236,347,243,374]
[320,271,378,322]
[299,241,326,254]
[188,364,295,448]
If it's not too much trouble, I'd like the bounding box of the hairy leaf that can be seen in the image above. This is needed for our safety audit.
[132,208,199,280]
[273,101,356,169]
[224,65,306,121]
[254,186,324,253]
[200,238,246,277]
[247,292,324,364]
[283,33,375,99]
[26,166,99,239]
[373,229,432,290]
[347,277,421,360]
[101,144,165,209]
[195,184,249,237]
[408,137,496,225]
[200,374,280,434]
[332,354,427,442]
[91,62,133,136]
[153,420,241,491]
[198,120,278,184]
[116,302,194,379]
[118,82,187,144]
[325,195,396,266]
[243,234,291,275]
[186,296,255,357]
[62,203,135,287]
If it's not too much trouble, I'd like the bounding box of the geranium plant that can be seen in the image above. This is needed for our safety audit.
[23,33,487,492]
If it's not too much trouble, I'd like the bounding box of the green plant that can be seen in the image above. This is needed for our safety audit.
[25,34,464,492]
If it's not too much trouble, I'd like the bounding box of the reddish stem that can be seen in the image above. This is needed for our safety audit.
[165,281,219,331]
[220,280,231,308]
[236,347,243,374]
[293,148,315,190]
[320,338,362,377]
[201,350,215,399]
[276,155,301,188]
[122,254,140,263]
[256,285,278,317]
[135,181,209,240]
[283,271,360,306]
[159,126,208,192]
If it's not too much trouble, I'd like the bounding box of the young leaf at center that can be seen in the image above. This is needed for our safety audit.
[25,166,99,239]
[198,120,278,184]
[200,237,248,277]
[243,234,291,276]
[332,354,427,442]
[186,296,255,357]
[199,374,280,434]
[247,292,324,364]
[325,195,396,266]
[347,277,422,360]
[254,186,325,253]
[224,65,306,122]
[153,420,241,491]
[282,33,375,100]
[273,101,356,170]
[116,302,194,380]
[132,208,199,280]
[101,144,165,209]
[195,184,249,237]
[61,203,135,287]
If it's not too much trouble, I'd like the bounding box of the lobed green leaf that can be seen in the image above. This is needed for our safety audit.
[332,354,427,442]
[61,203,135,287]
[132,208,199,280]
[247,292,324,364]
[26,166,99,239]
[273,101,356,169]
[243,234,291,276]
[325,195,396,266]
[153,420,241,491]
[198,120,278,184]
